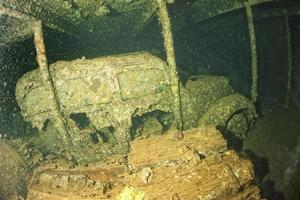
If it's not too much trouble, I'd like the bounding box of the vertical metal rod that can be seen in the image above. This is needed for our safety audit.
[284,13,292,108]
[33,20,71,146]
[245,1,258,104]
[156,0,183,131]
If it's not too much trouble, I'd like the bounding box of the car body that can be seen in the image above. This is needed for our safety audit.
[16,51,256,163]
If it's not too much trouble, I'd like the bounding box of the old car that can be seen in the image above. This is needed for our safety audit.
[15,51,256,163]
[11,0,257,164]
[16,52,175,162]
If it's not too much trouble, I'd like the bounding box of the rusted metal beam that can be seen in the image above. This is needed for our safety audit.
[33,20,72,147]
[0,6,35,21]
[0,5,71,43]
[284,13,292,108]
[156,0,183,131]
[0,5,72,146]
[191,0,273,24]
[258,7,300,18]
[245,1,258,104]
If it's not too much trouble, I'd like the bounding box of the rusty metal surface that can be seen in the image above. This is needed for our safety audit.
[33,20,72,148]
[0,0,157,43]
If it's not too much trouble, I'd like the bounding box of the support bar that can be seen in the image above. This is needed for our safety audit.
[156,0,183,131]
[191,0,272,24]
[259,7,300,18]
[1,6,72,148]
[245,1,258,104]
[284,13,292,108]
[0,6,35,21]
[0,6,71,41]
[33,20,72,147]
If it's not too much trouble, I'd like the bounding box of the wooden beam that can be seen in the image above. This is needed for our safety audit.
[156,0,183,131]
[33,20,72,147]
[245,1,258,103]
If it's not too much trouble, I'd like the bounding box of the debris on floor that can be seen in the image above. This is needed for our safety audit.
[27,126,263,200]
[0,140,31,200]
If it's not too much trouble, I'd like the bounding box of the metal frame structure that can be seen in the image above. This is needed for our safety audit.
[190,0,299,107]
[156,0,184,131]
[0,0,184,144]
[284,11,292,107]
[32,20,72,146]
[259,7,297,107]
[245,1,258,104]
[0,6,72,146]
[0,0,299,140]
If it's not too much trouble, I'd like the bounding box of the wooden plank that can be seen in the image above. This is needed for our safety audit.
[129,126,227,169]
[28,127,263,200]
[126,127,261,200]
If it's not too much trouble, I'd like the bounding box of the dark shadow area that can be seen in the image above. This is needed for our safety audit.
[90,126,116,144]
[131,110,173,140]
[260,180,285,200]
[244,149,285,200]
[41,119,50,131]
[70,112,91,130]
[244,106,300,200]
[244,149,269,182]
[0,40,36,136]
[217,125,244,152]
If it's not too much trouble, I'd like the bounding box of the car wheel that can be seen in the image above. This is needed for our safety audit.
[198,93,257,140]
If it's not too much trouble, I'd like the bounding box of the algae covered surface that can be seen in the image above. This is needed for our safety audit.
[15,52,174,163]
[0,0,157,43]
[244,107,300,200]
[15,51,256,164]
[199,93,257,139]
[0,1,266,199]
[0,140,31,200]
